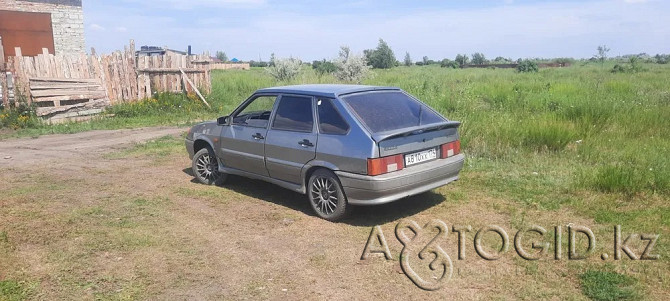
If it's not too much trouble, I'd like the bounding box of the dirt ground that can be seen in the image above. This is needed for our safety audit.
[0,127,664,300]
[0,127,185,166]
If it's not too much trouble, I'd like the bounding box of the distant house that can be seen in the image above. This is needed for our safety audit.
[136,45,191,57]
[230,58,240,63]
[0,0,85,60]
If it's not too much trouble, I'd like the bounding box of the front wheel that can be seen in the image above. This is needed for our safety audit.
[192,148,227,185]
[308,169,348,221]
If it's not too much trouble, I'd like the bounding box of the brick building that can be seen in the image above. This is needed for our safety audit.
[0,0,84,59]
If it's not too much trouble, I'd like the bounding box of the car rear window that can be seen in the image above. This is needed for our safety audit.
[341,91,445,133]
[317,98,349,135]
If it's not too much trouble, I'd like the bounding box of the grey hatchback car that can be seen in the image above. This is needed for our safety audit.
[185,84,464,221]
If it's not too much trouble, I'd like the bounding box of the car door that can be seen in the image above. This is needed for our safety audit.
[219,94,278,177]
[265,94,317,184]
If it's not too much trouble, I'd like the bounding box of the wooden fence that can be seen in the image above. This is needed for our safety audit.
[0,39,212,119]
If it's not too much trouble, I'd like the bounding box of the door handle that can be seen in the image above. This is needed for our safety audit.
[252,133,265,140]
[298,139,314,147]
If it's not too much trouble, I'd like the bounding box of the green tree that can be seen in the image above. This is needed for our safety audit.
[471,52,487,65]
[403,52,412,66]
[334,46,371,83]
[313,59,337,76]
[594,45,610,66]
[494,56,510,63]
[517,60,539,73]
[366,39,396,69]
[266,57,302,81]
[440,59,459,69]
[455,54,469,67]
[216,51,228,62]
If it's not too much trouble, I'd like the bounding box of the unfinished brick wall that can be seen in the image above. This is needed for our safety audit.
[0,0,84,55]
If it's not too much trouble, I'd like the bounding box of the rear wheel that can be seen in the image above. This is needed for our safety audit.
[308,169,348,221]
[192,148,227,185]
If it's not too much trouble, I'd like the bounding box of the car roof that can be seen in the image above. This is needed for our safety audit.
[255,84,400,98]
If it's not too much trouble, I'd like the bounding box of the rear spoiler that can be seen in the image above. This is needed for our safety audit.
[371,121,461,142]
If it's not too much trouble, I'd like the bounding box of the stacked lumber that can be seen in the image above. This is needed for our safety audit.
[30,78,109,116]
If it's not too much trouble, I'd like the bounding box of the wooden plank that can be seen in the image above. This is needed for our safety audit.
[32,92,107,102]
[136,55,143,99]
[120,50,129,100]
[80,53,90,78]
[48,53,56,78]
[32,89,106,97]
[108,54,117,101]
[166,55,171,92]
[179,68,210,108]
[160,55,167,93]
[128,39,137,100]
[0,36,7,107]
[30,77,100,83]
[20,56,32,103]
[36,102,88,116]
[36,98,108,117]
[119,51,127,100]
[151,55,159,94]
[90,55,110,103]
[114,52,123,101]
[101,55,114,103]
[143,56,151,98]
[30,79,101,86]
[0,36,5,69]
[31,84,104,90]
[0,71,7,107]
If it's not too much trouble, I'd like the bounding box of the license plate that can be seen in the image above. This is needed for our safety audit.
[405,148,437,166]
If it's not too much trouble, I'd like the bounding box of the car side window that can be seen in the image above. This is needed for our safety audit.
[272,95,314,132]
[232,95,277,128]
[317,98,349,135]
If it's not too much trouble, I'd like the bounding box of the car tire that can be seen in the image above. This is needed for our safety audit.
[192,148,227,186]
[308,169,348,221]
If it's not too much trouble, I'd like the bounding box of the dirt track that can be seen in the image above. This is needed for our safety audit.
[0,127,184,167]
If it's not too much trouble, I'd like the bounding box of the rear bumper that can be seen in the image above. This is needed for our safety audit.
[185,138,195,159]
[335,154,464,205]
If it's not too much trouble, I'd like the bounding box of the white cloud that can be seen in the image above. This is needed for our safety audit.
[115,26,128,32]
[89,23,105,31]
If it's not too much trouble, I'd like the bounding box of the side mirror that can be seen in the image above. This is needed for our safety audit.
[217,116,229,126]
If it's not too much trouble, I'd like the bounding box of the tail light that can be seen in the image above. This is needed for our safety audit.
[441,140,461,158]
[367,154,404,176]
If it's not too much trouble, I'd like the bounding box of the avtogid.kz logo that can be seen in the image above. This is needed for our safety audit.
[361,219,660,291]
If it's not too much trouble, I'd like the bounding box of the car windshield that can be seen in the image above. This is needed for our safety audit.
[341,91,445,133]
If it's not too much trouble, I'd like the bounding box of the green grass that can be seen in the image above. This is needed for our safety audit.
[104,134,184,159]
[580,269,640,301]
[0,280,30,301]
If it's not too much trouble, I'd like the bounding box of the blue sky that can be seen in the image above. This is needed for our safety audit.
[84,0,668,61]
